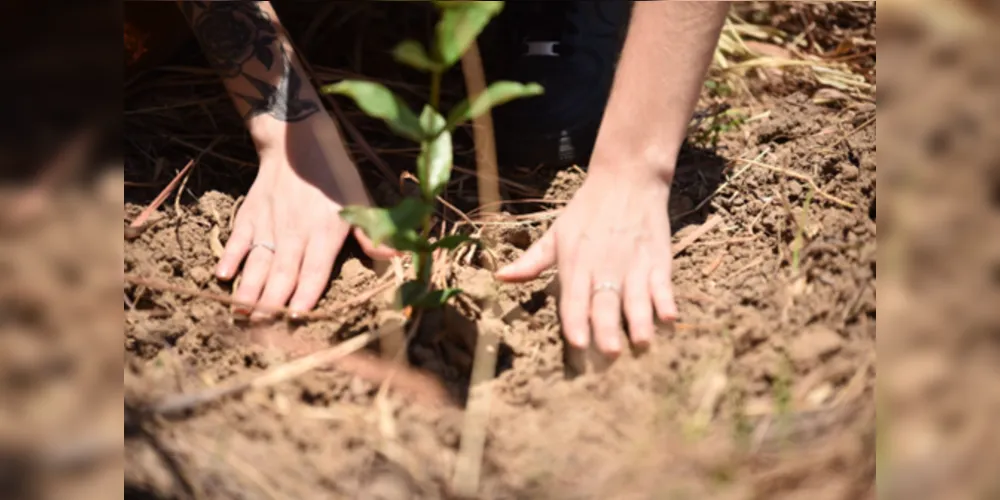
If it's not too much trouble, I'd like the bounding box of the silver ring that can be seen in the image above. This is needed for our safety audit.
[591,281,621,297]
[250,242,276,253]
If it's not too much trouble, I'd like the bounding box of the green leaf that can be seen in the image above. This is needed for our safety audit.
[340,198,434,248]
[389,230,431,253]
[321,80,423,141]
[432,234,476,250]
[392,40,442,73]
[397,280,427,309]
[445,81,544,130]
[417,105,453,199]
[433,1,504,67]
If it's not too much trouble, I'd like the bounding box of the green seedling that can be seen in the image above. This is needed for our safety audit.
[321,0,543,311]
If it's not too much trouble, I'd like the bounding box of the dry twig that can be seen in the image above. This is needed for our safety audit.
[673,215,725,257]
[152,331,377,416]
[460,40,502,221]
[451,317,502,498]
[450,40,504,498]
[736,157,856,209]
[127,158,195,239]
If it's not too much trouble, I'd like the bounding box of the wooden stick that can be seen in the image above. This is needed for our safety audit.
[673,214,725,257]
[450,40,503,498]
[451,317,502,498]
[128,158,194,230]
[737,157,856,209]
[152,331,377,416]
[460,40,502,221]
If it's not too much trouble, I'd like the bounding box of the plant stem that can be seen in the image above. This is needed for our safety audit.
[416,70,444,288]
[430,70,442,111]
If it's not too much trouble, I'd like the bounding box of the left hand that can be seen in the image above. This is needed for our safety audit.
[495,166,678,357]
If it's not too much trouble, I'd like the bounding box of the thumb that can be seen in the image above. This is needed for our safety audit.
[353,227,400,260]
[495,229,556,282]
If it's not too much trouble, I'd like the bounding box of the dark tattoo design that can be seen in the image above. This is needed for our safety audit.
[236,58,319,121]
[181,1,320,122]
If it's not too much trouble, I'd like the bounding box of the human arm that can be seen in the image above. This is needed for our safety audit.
[179,1,392,319]
[496,2,729,354]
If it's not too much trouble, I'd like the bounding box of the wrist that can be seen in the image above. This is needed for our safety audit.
[250,113,344,170]
[589,141,678,185]
[249,113,315,156]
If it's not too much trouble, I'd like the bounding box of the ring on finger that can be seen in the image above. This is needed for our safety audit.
[592,281,621,298]
[250,242,276,253]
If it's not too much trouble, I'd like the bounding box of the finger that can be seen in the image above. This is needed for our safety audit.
[650,262,677,322]
[590,280,624,357]
[252,236,306,321]
[496,229,556,282]
[288,231,342,316]
[232,241,274,315]
[216,220,253,280]
[623,256,654,349]
[354,227,399,260]
[558,234,591,348]
[649,213,678,322]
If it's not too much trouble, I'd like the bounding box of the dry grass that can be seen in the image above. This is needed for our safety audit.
[710,3,875,104]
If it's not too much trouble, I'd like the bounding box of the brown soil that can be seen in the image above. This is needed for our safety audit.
[123,89,876,499]
[120,3,877,499]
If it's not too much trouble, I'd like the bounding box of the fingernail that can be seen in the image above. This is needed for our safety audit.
[603,348,622,361]
[658,312,678,323]
[604,337,622,356]
[250,311,273,323]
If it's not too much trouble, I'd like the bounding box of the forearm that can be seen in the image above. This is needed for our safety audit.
[591,1,728,181]
[178,2,327,151]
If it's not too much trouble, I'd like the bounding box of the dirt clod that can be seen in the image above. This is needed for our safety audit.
[788,325,845,369]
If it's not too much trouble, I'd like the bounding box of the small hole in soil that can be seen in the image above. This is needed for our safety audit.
[848,148,860,168]
[520,290,549,314]
[495,342,515,376]
[869,198,876,221]
[125,287,164,312]
[300,388,324,406]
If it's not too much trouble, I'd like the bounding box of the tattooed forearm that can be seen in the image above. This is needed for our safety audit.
[180,1,319,123]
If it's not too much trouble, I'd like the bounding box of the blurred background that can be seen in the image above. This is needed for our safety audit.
[878,0,1000,498]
